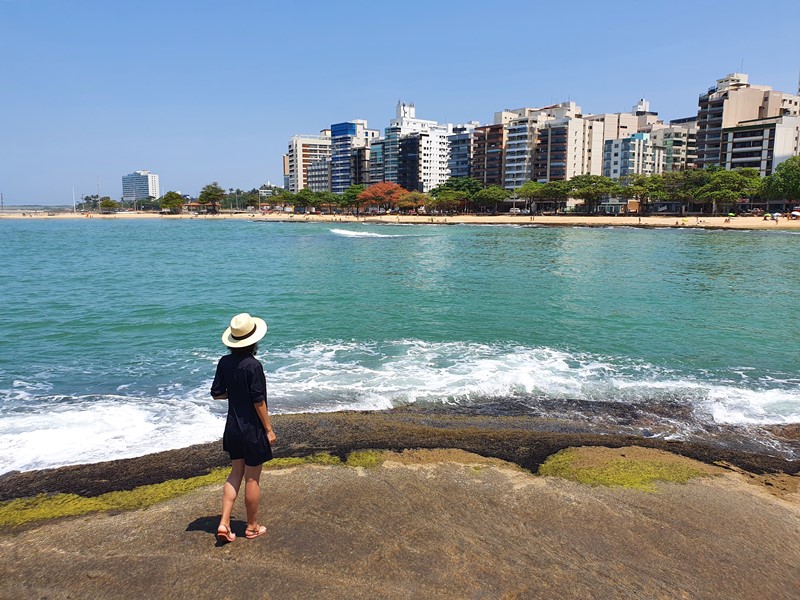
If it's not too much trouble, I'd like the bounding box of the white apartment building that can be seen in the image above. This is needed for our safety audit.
[122,170,160,203]
[721,114,800,176]
[584,100,663,174]
[380,101,453,191]
[603,132,664,179]
[534,115,604,182]
[647,120,698,171]
[501,102,579,189]
[283,131,332,192]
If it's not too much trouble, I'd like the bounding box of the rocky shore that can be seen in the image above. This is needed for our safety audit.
[1,408,798,501]
[1,410,798,599]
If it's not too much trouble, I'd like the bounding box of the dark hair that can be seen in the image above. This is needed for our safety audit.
[230,342,258,356]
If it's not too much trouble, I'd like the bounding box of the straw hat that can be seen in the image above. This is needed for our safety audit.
[222,313,267,348]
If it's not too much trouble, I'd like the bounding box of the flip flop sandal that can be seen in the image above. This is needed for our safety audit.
[216,524,236,543]
[245,525,267,539]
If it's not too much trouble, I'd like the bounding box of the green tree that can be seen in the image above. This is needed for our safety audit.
[569,175,621,214]
[340,184,366,214]
[397,190,428,212]
[273,192,294,212]
[99,197,118,213]
[516,181,544,212]
[695,168,760,215]
[79,194,99,211]
[428,189,466,213]
[138,195,159,211]
[473,186,510,213]
[293,188,316,213]
[198,182,225,213]
[536,180,572,213]
[620,174,666,214]
[430,177,483,199]
[240,188,260,209]
[160,191,184,214]
[663,169,712,214]
[762,156,800,203]
[315,191,340,214]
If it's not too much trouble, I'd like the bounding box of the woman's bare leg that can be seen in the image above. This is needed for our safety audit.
[219,459,245,531]
[243,463,263,530]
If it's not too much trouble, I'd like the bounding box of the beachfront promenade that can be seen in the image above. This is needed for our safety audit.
[3,210,800,230]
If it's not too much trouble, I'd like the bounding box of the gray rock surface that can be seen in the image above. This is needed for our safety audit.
[1,450,798,600]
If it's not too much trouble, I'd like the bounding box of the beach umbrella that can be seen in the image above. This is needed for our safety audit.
[727,213,735,217]
[773,212,781,217]
[791,211,800,217]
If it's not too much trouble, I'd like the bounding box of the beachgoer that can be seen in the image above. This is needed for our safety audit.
[211,313,276,543]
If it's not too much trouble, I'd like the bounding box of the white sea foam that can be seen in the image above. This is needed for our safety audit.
[2,340,798,473]
[264,340,800,423]
[330,228,405,238]
[0,392,224,475]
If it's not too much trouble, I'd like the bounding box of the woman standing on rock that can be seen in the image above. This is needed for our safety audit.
[211,313,277,543]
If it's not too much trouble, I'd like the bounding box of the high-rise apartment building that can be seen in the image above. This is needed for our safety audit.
[369,140,385,185]
[501,103,579,189]
[471,124,507,186]
[647,119,698,171]
[308,158,331,192]
[122,170,160,203]
[398,134,421,192]
[720,114,800,176]
[534,116,604,182]
[376,101,452,192]
[447,122,479,179]
[330,120,379,193]
[695,73,800,169]
[603,132,664,179]
[582,100,662,175]
[283,131,332,193]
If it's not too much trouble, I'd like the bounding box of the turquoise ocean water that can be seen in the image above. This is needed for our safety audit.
[1,218,799,473]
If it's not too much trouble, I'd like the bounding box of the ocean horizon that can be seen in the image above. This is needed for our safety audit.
[1,218,799,474]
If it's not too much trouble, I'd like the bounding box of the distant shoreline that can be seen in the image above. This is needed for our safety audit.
[3,210,800,230]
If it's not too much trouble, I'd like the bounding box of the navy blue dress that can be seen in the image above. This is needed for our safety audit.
[211,354,273,466]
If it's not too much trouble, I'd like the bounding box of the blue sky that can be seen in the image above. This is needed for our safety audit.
[1,0,799,204]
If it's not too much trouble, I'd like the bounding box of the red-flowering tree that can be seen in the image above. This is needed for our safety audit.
[357,182,408,211]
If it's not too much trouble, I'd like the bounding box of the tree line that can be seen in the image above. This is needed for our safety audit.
[250,157,799,216]
[81,156,800,215]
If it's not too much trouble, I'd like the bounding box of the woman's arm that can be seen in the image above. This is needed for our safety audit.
[210,360,227,399]
[254,400,277,446]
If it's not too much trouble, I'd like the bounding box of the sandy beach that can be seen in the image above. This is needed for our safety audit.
[1,411,798,599]
[3,209,800,230]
